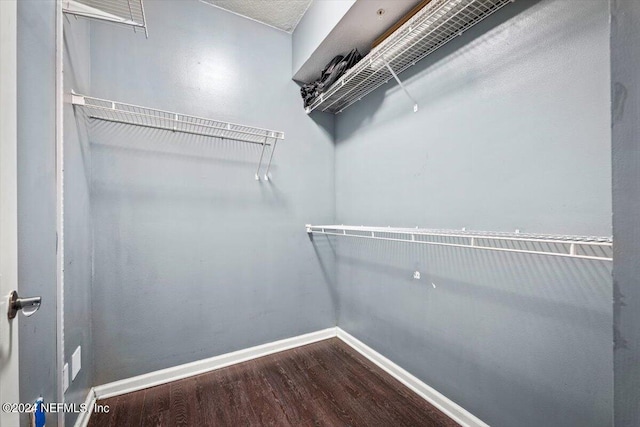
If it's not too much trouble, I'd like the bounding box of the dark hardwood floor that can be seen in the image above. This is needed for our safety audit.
[88,338,459,426]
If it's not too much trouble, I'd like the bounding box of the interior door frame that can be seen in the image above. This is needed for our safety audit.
[0,0,20,425]
[56,0,65,426]
[1,3,66,426]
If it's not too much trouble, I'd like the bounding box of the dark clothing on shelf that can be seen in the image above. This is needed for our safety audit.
[301,49,362,109]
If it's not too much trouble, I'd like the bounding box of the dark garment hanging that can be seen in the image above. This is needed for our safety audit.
[301,48,362,109]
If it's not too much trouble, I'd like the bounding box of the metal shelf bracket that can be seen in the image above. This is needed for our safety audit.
[255,138,269,181]
[382,57,418,113]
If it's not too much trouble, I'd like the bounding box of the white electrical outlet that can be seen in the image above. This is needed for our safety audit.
[63,363,69,392]
[71,346,81,381]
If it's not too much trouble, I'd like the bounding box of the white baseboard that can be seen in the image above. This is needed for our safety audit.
[336,328,489,427]
[93,327,337,400]
[86,326,487,427]
[74,387,96,427]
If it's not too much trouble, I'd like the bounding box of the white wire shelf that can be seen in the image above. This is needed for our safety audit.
[305,0,514,114]
[306,225,613,261]
[63,0,149,38]
[71,93,285,180]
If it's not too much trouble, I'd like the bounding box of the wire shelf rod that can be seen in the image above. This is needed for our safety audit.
[305,225,613,261]
[71,93,284,180]
[76,103,279,143]
[319,0,471,112]
[78,114,276,147]
[308,225,612,244]
[330,1,494,112]
[306,0,514,114]
[62,0,149,37]
[72,94,284,140]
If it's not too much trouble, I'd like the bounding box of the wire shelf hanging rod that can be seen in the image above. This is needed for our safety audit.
[305,224,613,261]
[71,94,285,140]
[306,0,514,114]
[309,225,612,244]
[62,0,148,37]
[79,114,272,146]
[71,93,285,180]
[310,231,611,261]
[79,106,277,143]
[313,0,463,112]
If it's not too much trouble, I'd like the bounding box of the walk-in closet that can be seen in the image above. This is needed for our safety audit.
[2,0,639,426]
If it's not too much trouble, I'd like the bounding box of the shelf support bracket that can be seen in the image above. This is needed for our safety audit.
[263,135,278,181]
[382,57,418,113]
[255,137,269,181]
[70,91,85,106]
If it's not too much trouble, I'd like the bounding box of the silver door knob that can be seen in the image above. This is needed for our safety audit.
[7,290,41,319]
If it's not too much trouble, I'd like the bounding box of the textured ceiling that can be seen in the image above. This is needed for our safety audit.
[201,0,313,33]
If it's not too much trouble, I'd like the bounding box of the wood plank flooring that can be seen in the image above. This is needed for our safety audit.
[88,338,459,426]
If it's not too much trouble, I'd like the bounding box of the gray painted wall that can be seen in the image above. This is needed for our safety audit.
[17,1,58,425]
[292,0,356,78]
[611,0,640,426]
[87,0,336,384]
[63,16,93,427]
[332,0,613,426]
